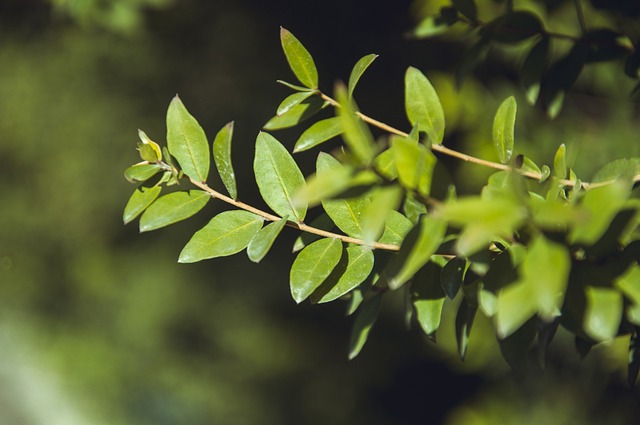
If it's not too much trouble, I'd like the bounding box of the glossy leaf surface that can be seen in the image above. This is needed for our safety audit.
[294,117,343,153]
[348,54,378,99]
[123,185,162,224]
[140,190,210,232]
[492,96,517,164]
[277,91,315,116]
[404,67,445,144]
[280,27,318,89]
[213,121,237,199]
[247,216,288,263]
[312,245,374,303]
[263,96,326,130]
[124,163,163,183]
[290,238,342,303]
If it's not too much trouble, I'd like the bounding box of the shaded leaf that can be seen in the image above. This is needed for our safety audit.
[542,44,588,118]
[140,190,210,232]
[521,36,550,105]
[481,12,543,44]
[280,27,318,89]
[213,121,237,199]
[582,29,630,63]
[292,213,334,253]
[492,96,517,164]
[166,96,210,182]
[290,238,342,303]
[456,299,477,360]
[456,38,491,88]
[592,158,640,183]
[348,54,378,99]
[178,211,263,263]
[264,96,326,130]
[247,216,289,263]
[294,117,344,153]
[335,83,376,164]
[360,185,403,244]
[584,286,623,341]
[412,262,446,337]
[346,288,364,316]
[312,245,375,303]
[629,329,640,386]
[123,185,162,224]
[348,294,381,359]
[499,317,536,372]
[404,67,445,144]
[254,132,307,221]
[441,256,466,299]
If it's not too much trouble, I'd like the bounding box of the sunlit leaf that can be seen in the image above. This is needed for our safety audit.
[348,294,381,359]
[412,262,445,337]
[124,163,163,183]
[166,96,210,182]
[335,83,376,164]
[392,136,437,196]
[404,67,445,144]
[264,96,326,130]
[123,185,162,224]
[496,281,536,338]
[139,190,210,232]
[178,210,263,263]
[312,245,374,303]
[553,143,567,179]
[348,54,378,99]
[584,286,623,342]
[294,117,343,153]
[280,27,318,89]
[374,147,397,180]
[277,91,315,116]
[213,121,237,199]
[247,216,289,263]
[592,158,640,183]
[290,238,342,303]
[360,185,402,244]
[137,129,162,162]
[379,210,413,245]
[254,132,307,222]
[492,96,517,164]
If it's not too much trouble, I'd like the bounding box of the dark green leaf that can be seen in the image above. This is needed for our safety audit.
[404,67,445,144]
[481,12,543,44]
[542,44,587,118]
[499,317,536,371]
[584,286,623,341]
[348,54,378,99]
[280,27,318,89]
[213,121,237,200]
[452,0,477,22]
[335,83,376,164]
[346,288,364,316]
[312,245,374,303]
[166,96,210,182]
[521,36,550,105]
[263,96,326,130]
[140,190,210,232]
[629,328,640,386]
[178,210,263,263]
[456,38,491,88]
[625,42,640,78]
[441,257,466,299]
[537,317,560,369]
[582,29,630,63]
[124,163,163,183]
[456,300,477,360]
[492,96,517,164]
[247,216,289,263]
[348,294,381,359]
[254,132,307,221]
[412,262,446,337]
[292,213,334,253]
[293,117,343,153]
[290,238,342,303]
[123,185,162,224]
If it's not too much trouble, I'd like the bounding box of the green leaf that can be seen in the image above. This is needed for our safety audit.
[616,266,640,311]
[521,36,550,105]
[456,300,477,360]
[373,147,397,180]
[335,83,376,164]
[346,288,364,316]
[378,210,413,245]
[254,132,307,222]
[292,213,334,253]
[496,281,536,338]
[348,294,381,359]
[404,67,445,144]
[584,286,623,342]
[348,54,378,99]
[213,121,237,200]
[263,96,326,130]
[629,329,640,386]
[452,0,477,22]
[276,80,315,92]
[277,91,315,116]
[492,96,517,164]
[178,211,263,263]
[553,143,567,179]
[441,257,466,299]
[290,238,343,303]
[137,129,163,162]
[403,193,428,223]
[481,12,544,44]
[411,262,446,337]
[123,185,162,224]
[124,163,163,183]
[312,245,374,303]
[166,95,210,182]
[592,158,640,183]
[139,190,210,232]
[392,136,437,196]
[456,38,491,89]
[247,216,289,263]
[293,117,344,153]
[280,27,318,89]
[386,216,447,290]
[360,185,402,244]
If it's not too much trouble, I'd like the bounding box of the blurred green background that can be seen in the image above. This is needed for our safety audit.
[0,0,639,424]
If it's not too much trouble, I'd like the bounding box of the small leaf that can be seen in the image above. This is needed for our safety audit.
[540,165,551,183]
[280,27,318,89]
[347,288,364,316]
[441,257,466,299]
[264,96,326,130]
[138,129,163,161]
[403,193,428,223]
[456,300,477,360]
[312,245,374,303]
[492,96,517,164]
[584,286,623,342]
[166,96,210,182]
[213,121,237,200]
[178,210,263,263]
[348,294,381,359]
[124,163,163,183]
[360,185,403,244]
[139,190,210,232]
[247,216,289,263]
[254,132,307,222]
[348,54,378,99]
[404,67,445,144]
[553,143,567,179]
[294,117,344,153]
[335,83,376,164]
[277,91,316,116]
[290,238,343,303]
[379,210,413,245]
[123,185,162,224]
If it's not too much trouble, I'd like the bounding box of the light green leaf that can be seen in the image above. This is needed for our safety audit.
[290,238,342,303]
[403,193,428,223]
[379,210,413,245]
[277,91,315,116]
[404,67,445,144]
[553,143,567,179]
[584,287,623,342]
[247,216,289,263]
[316,153,369,238]
[280,27,318,89]
[123,185,162,224]
[348,294,381,359]
[348,54,378,99]
[276,80,315,92]
[137,129,162,162]
[360,185,402,244]
[592,158,640,183]
[312,245,374,303]
[374,147,397,180]
[178,210,263,263]
[254,132,307,222]
[492,96,517,164]
[335,83,376,164]
[616,266,640,325]
[263,96,326,130]
[213,121,237,200]
[166,96,210,182]
[293,117,343,153]
[292,213,334,253]
[496,282,536,338]
[386,216,447,290]
[124,163,163,183]
[139,190,210,232]
[392,136,437,196]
